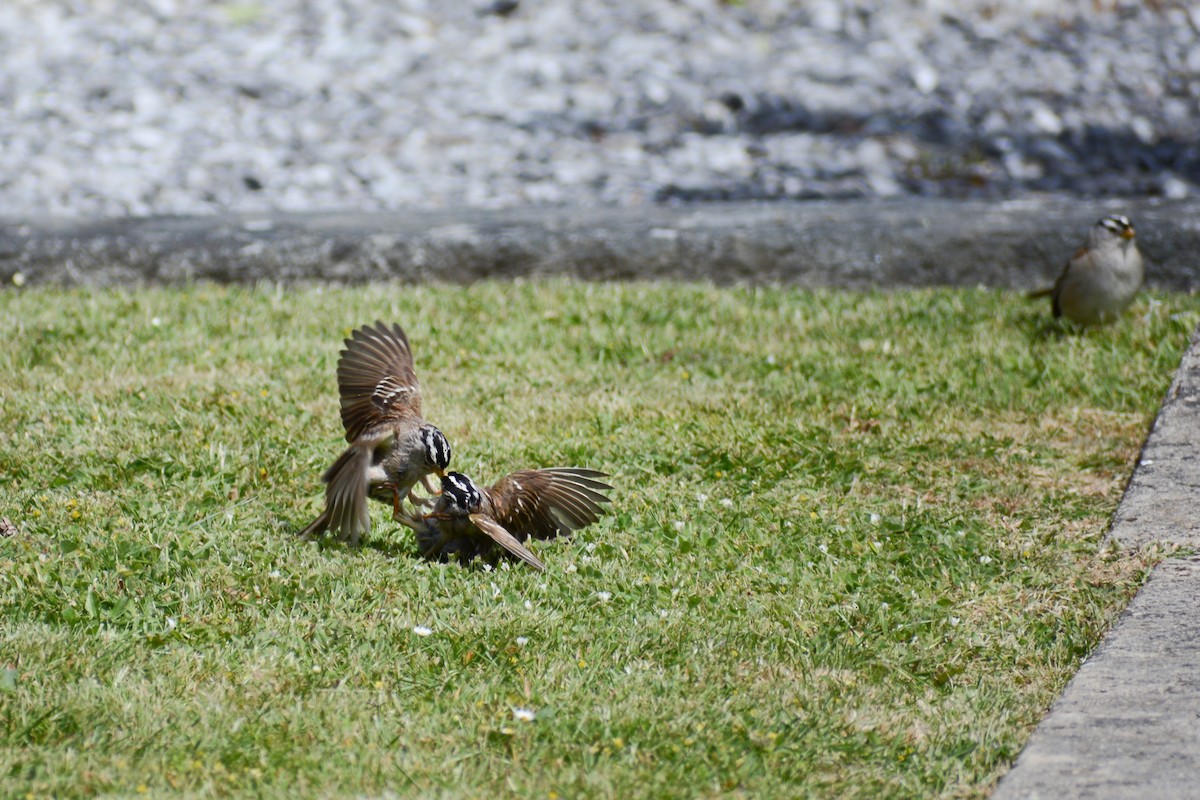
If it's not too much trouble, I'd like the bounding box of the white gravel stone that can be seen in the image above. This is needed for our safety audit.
[0,0,1194,217]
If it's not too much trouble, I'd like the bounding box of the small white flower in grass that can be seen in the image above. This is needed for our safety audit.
[565,563,577,574]
[268,570,281,578]
[979,555,993,565]
[166,617,177,630]
[673,520,685,532]
[412,625,433,637]
[870,513,881,524]
[818,544,828,554]
[597,591,612,603]
[586,542,597,553]
[720,498,734,508]
[311,665,321,672]
[512,708,536,722]
[524,600,533,610]
[766,354,776,365]
[515,637,529,647]
[12,272,26,287]
[696,493,709,504]
[880,602,889,610]
[949,617,961,627]
[151,317,162,327]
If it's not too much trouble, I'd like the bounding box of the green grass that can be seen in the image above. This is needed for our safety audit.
[1,282,1195,798]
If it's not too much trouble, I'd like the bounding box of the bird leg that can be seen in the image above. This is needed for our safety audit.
[394,511,421,531]
[383,483,412,524]
[392,502,420,530]
[407,488,435,509]
[380,482,426,528]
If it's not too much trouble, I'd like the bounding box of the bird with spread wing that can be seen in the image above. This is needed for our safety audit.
[300,322,451,546]
[402,468,613,571]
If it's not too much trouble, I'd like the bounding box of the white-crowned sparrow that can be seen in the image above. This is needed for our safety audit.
[1029,215,1143,326]
[404,469,613,571]
[300,322,451,545]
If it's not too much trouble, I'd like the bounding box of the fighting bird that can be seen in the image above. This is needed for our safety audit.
[403,468,613,571]
[300,322,451,545]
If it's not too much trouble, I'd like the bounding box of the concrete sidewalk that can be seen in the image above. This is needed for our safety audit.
[993,330,1200,799]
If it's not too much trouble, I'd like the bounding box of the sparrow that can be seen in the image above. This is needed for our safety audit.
[300,321,452,546]
[403,469,613,571]
[1029,215,1143,326]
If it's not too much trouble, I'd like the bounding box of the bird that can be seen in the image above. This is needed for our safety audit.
[300,321,452,546]
[402,468,613,571]
[1028,215,1143,326]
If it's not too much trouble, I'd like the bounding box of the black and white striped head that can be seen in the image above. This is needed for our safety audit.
[419,426,452,475]
[441,471,483,513]
[1093,215,1136,244]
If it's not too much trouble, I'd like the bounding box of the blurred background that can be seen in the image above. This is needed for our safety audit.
[1,0,1196,218]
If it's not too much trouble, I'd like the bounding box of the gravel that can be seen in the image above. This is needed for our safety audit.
[1,0,1198,218]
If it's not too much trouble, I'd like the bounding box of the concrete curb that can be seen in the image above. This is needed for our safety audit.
[1109,329,1200,551]
[2,197,1200,289]
[993,327,1200,799]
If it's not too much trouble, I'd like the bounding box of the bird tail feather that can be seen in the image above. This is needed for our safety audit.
[301,445,371,545]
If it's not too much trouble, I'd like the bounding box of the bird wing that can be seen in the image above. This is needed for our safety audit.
[468,513,546,572]
[487,468,613,541]
[336,321,424,443]
[1051,248,1096,318]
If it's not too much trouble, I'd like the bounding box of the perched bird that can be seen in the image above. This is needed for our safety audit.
[300,322,451,546]
[1029,215,1143,326]
[404,469,613,571]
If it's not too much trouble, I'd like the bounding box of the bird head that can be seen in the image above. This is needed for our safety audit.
[441,472,483,514]
[420,426,452,477]
[1093,214,1136,245]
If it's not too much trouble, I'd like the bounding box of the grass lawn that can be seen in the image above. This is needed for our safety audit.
[1,281,1196,798]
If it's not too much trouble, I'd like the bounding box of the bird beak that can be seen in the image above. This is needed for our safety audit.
[435,468,447,478]
[1122,227,1136,240]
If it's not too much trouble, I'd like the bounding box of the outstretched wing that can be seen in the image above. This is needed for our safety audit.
[487,468,613,541]
[336,321,424,442]
[469,513,546,572]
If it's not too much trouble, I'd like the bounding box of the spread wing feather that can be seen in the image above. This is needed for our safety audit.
[487,468,613,541]
[469,513,546,572]
[336,321,423,442]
